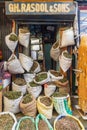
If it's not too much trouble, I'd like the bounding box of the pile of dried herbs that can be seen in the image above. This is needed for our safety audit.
[19,118,35,130]
[63,52,72,59]
[35,73,47,82]
[50,70,62,77]
[0,114,15,130]
[40,97,52,106]
[52,92,67,97]
[59,78,67,83]
[9,34,18,41]
[38,119,49,130]
[53,41,59,49]
[30,61,38,72]
[4,91,21,100]
[14,78,26,86]
[20,28,29,33]
[29,81,38,87]
[55,116,81,130]
[22,94,33,104]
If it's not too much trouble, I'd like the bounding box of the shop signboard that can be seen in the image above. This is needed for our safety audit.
[5,1,76,15]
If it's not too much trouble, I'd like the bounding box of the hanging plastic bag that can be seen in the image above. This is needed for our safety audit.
[35,114,53,130]
[60,27,75,47]
[19,53,33,72]
[19,28,30,48]
[50,40,60,61]
[5,33,18,52]
[7,54,24,74]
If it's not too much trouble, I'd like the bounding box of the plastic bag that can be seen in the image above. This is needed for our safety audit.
[35,114,53,130]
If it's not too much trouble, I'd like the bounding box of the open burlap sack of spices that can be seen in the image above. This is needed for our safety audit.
[30,61,41,73]
[19,53,33,72]
[27,81,42,98]
[35,114,53,130]
[50,40,60,61]
[3,91,23,114]
[34,72,50,85]
[59,50,72,72]
[5,33,18,52]
[7,54,24,74]
[12,78,27,95]
[16,116,35,130]
[48,70,64,81]
[37,96,53,119]
[19,28,30,48]
[52,92,72,115]
[54,114,85,130]
[0,112,17,130]
[20,94,37,117]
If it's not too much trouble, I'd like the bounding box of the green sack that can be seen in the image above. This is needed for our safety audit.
[15,116,35,130]
[35,114,53,130]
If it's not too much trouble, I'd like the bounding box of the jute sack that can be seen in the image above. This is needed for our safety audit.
[5,33,18,52]
[19,53,33,72]
[50,40,60,61]
[7,54,24,74]
[0,112,17,130]
[20,94,37,117]
[37,96,53,119]
[19,28,30,48]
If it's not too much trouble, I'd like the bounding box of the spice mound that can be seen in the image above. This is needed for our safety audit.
[22,94,33,104]
[4,91,21,99]
[55,116,82,130]
[19,118,35,130]
[14,78,26,86]
[38,119,49,130]
[40,97,52,106]
[0,114,15,130]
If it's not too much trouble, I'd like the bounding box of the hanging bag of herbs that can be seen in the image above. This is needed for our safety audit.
[27,81,42,99]
[3,91,23,114]
[59,50,72,72]
[16,116,36,130]
[30,61,41,73]
[20,93,37,117]
[37,96,53,119]
[12,78,27,95]
[50,40,60,61]
[35,114,53,130]
[5,33,18,53]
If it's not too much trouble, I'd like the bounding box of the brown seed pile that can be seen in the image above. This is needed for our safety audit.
[38,119,49,130]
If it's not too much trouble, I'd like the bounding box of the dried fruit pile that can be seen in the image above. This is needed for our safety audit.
[19,118,35,130]
[38,119,49,130]
[0,114,14,130]
[55,116,81,130]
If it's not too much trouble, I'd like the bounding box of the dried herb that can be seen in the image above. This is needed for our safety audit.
[59,78,67,83]
[52,92,67,97]
[0,114,14,130]
[35,73,47,82]
[29,81,38,87]
[14,78,26,86]
[19,118,35,130]
[40,97,52,106]
[4,91,21,100]
[55,116,81,130]
[9,34,18,41]
[38,119,49,130]
[53,41,59,49]
[63,52,72,59]
[50,70,62,77]
[20,28,29,33]
[22,94,33,104]
[30,61,38,72]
